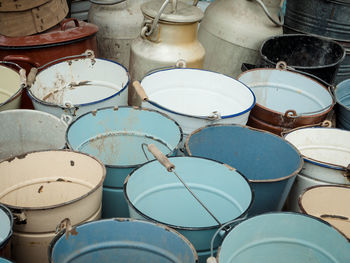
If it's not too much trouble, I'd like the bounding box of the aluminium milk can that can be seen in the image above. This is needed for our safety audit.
[129,0,205,106]
[198,0,283,78]
[88,0,148,69]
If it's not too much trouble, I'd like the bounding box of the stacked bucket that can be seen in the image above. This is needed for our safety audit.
[0,0,350,263]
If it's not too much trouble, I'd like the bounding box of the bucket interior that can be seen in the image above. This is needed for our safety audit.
[218,213,350,263]
[67,107,182,166]
[261,35,345,67]
[238,69,333,115]
[50,219,197,263]
[186,125,301,181]
[141,68,255,117]
[0,206,11,246]
[0,66,21,104]
[284,128,350,167]
[336,79,350,109]
[30,59,128,106]
[0,151,104,208]
[125,157,252,228]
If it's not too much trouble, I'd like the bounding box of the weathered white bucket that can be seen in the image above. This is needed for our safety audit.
[28,53,129,120]
[0,150,106,263]
[0,109,69,160]
[284,127,350,211]
[299,185,350,240]
[135,68,255,139]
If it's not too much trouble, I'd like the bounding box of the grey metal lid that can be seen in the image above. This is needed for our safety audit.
[141,0,203,23]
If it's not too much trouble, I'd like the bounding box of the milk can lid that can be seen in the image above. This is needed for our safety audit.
[141,0,203,23]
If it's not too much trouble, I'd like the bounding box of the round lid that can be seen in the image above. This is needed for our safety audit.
[141,0,203,23]
[0,19,98,47]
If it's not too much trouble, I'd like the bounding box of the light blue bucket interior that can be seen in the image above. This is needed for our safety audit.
[66,107,182,166]
[335,79,350,130]
[218,213,350,263]
[125,157,253,228]
[50,219,197,263]
[0,205,12,248]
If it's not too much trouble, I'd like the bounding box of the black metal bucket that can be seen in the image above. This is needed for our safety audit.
[260,34,346,84]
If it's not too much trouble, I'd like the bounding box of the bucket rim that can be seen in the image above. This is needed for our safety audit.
[185,123,304,183]
[335,79,350,110]
[141,67,256,119]
[66,106,184,168]
[0,149,106,211]
[0,203,13,250]
[123,155,254,231]
[27,58,130,109]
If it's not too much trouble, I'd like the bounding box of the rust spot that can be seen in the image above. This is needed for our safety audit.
[68,61,72,66]
[113,106,119,111]
[38,185,44,193]
[70,160,75,166]
[16,153,27,159]
[91,110,97,116]
[6,157,16,163]
[56,178,65,182]
[223,163,235,171]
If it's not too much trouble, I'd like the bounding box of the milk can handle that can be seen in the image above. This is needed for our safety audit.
[250,0,284,26]
[89,0,125,4]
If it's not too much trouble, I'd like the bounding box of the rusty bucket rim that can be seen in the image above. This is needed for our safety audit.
[0,149,106,211]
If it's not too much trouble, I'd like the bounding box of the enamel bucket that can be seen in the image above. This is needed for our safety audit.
[49,218,198,263]
[335,78,350,130]
[237,66,334,135]
[0,204,13,259]
[0,109,69,160]
[28,53,129,120]
[284,127,350,211]
[135,68,255,140]
[0,150,106,263]
[299,185,350,240]
[66,106,182,218]
[217,212,350,263]
[124,156,253,262]
[185,124,303,216]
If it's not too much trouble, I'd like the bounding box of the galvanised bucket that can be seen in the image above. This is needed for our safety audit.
[185,124,303,216]
[124,156,253,262]
[49,218,198,263]
[217,212,350,263]
[66,106,182,218]
[335,78,350,130]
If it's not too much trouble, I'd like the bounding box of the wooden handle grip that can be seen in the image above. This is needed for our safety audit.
[147,144,175,172]
[19,68,26,86]
[27,67,38,87]
[133,80,148,101]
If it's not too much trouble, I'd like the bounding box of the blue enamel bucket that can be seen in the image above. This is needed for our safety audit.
[335,79,350,130]
[185,124,303,215]
[217,212,350,263]
[0,258,12,263]
[0,204,12,259]
[124,156,253,262]
[49,218,198,263]
[66,106,182,218]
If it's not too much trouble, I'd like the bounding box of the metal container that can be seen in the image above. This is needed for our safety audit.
[136,68,255,140]
[0,63,24,112]
[185,124,303,216]
[28,52,129,120]
[217,212,350,263]
[0,150,106,263]
[237,66,335,135]
[88,0,148,69]
[49,218,198,263]
[299,185,350,240]
[66,106,183,218]
[198,0,283,78]
[124,156,253,262]
[129,0,205,106]
[0,109,69,160]
[335,78,350,130]
[260,34,346,85]
[284,127,350,211]
[71,0,91,21]
[0,204,13,259]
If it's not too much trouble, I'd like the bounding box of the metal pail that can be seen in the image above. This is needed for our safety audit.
[137,68,255,140]
[49,218,198,263]
[299,185,350,240]
[284,127,350,211]
[0,204,13,259]
[217,212,350,263]
[0,150,106,263]
[0,258,12,263]
[185,124,303,216]
[237,67,334,135]
[66,106,183,218]
[0,63,23,111]
[28,55,129,120]
[0,109,69,160]
[335,78,350,130]
[260,34,345,85]
[124,156,253,262]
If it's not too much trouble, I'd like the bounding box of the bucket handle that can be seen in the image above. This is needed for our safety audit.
[60,18,80,31]
[55,218,78,240]
[146,143,223,226]
[249,0,284,26]
[280,119,332,137]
